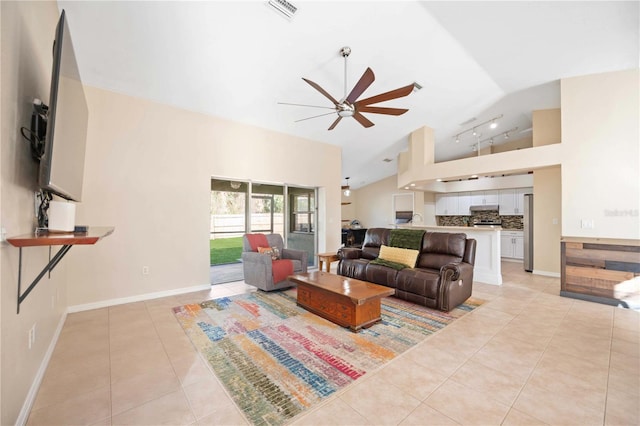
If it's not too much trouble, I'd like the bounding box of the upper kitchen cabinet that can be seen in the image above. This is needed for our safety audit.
[471,190,499,206]
[457,192,472,216]
[435,193,459,215]
[499,187,533,215]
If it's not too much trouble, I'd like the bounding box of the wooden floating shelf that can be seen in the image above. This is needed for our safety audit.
[7,226,114,313]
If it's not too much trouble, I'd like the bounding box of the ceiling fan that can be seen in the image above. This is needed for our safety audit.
[280,47,415,130]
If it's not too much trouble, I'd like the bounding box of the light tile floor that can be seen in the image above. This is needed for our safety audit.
[27,262,639,425]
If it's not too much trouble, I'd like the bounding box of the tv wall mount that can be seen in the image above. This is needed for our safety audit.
[20,98,48,162]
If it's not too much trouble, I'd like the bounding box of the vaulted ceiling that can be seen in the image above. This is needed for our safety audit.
[58,1,639,189]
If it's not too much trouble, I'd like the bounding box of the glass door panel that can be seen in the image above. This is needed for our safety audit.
[210,179,247,284]
[288,186,316,266]
[250,183,284,237]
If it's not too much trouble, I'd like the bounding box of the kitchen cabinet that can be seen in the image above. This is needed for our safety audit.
[435,193,458,215]
[501,230,524,259]
[499,188,532,215]
[471,190,499,206]
[457,192,472,215]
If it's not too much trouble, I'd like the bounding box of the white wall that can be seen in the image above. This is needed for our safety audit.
[1,4,342,420]
[352,175,424,228]
[67,86,342,307]
[1,2,67,424]
[561,69,639,240]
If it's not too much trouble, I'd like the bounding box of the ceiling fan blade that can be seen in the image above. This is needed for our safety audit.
[328,116,342,130]
[295,112,337,123]
[357,106,409,116]
[302,78,339,106]
[345,67,375,104]
[355,83,414,107]
[278,102,336,110]
[353,112,375,128]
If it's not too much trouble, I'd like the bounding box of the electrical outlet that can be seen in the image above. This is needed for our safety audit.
[142,266,150,275]
[581,219,595,229]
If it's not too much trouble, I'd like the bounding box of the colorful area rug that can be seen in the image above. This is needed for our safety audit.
[173,289,483,426]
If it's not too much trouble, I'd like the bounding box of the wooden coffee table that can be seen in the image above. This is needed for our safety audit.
[288,271,395,332]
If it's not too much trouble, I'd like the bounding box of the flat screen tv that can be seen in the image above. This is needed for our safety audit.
[39,9,88,202]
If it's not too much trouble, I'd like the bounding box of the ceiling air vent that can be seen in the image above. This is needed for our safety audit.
[268,0,298,19]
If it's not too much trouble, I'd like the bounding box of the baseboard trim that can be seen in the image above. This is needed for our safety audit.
[67,284,212,313]
[533,270,561,278]
[16,311,67,426]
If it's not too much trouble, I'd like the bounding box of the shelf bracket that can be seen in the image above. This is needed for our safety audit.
[16,244,73,314]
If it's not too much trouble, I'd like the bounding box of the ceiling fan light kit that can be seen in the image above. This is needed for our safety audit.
[281,47,414,130]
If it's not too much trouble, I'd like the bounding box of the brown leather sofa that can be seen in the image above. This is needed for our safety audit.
[337,228,476,311]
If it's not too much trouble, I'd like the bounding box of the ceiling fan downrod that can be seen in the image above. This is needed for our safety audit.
[341,46,351,101]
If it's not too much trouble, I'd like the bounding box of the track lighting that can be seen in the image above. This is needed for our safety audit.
[453,114,503,143]
[471,127,519,149]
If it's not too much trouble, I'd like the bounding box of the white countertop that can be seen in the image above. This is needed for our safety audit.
[397,224,503,285]
[398,224,502,232]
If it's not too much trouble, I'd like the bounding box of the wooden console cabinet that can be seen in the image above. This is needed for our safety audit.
[561,237,640,306]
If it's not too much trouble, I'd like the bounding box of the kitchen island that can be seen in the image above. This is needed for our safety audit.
[398,224,502,285]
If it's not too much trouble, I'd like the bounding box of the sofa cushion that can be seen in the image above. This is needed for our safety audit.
[378,245,420,268]
[338,258,369,280]
[361,228,391,259]
[365,264,399,288]
[396,268,440,300]
[417,232,466,270]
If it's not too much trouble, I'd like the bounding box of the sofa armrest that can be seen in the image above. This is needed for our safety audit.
[242,251,272,265]
[282,248,308,273]
[440,262,473,282]
[241,252,273,286]
[338,247,362,260]
[438,262,474,311]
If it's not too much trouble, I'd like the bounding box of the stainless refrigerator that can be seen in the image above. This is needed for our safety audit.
[523,193,534,272]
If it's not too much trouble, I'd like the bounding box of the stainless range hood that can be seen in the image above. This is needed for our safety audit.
[469,204,499,212]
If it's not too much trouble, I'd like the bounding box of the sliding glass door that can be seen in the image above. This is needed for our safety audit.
[210,179,247,284]
[210,179,317,284]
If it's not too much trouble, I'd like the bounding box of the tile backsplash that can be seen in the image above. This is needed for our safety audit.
[437,213,524,229]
